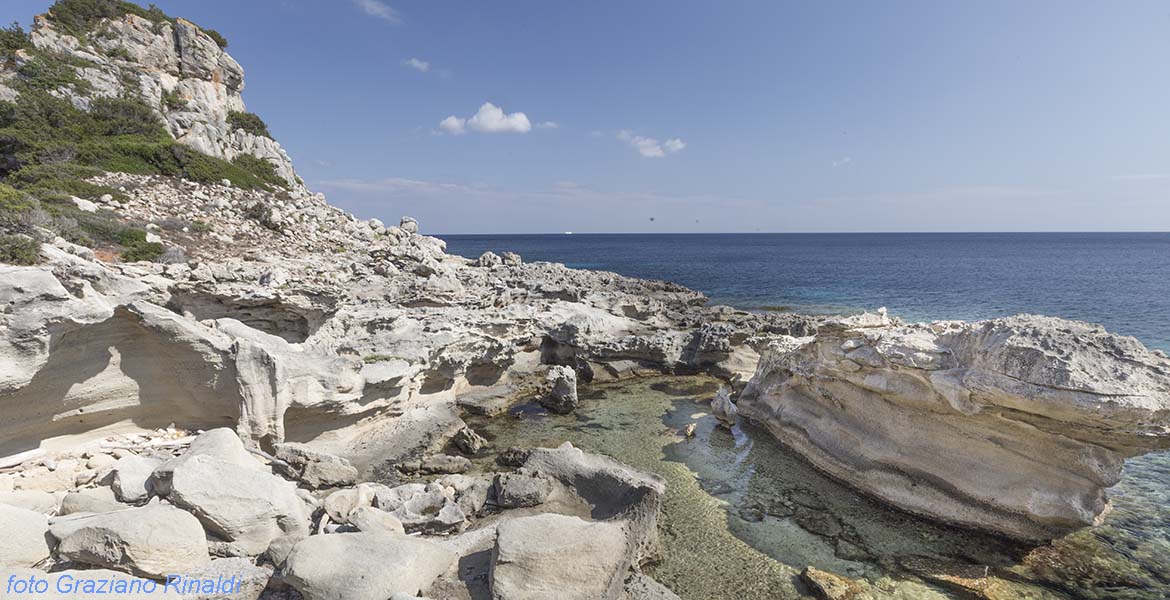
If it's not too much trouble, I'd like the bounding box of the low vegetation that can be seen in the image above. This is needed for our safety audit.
[46,0,229,48]
[227,111,271,138]
[0,22,32,62]
[0,233,41,265]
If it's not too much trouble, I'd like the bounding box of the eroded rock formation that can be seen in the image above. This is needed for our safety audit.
[738,312,1170,540]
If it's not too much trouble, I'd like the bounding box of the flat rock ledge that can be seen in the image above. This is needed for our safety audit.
[739,312,1170,540]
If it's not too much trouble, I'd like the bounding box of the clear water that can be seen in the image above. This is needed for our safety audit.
[441,232,1170,352]
[466,377,1170,600]
[446,232,1170,598]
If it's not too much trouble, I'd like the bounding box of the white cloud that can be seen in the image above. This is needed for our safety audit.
[355,0,400,22]
[438,116,466,135]
[617,130,686,158]
[439,102,532,135]
[402,57,430,72]
[535,121,559,129]
[832,156,852,167]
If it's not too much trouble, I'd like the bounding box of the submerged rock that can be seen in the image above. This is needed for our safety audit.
[739,313,1170,540]
[800,567,873,600]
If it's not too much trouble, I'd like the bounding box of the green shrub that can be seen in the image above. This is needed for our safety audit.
[87,96,168,137]
[0,22,31,61]
[189,219,211,233]
[46,0,171,40]
[160,88,186,110]
[105,45,130,60]
[203,28,228,49]
[232,154,285,187]
[17,53,89,92]
[227,111,271,138]
[0,234,41,265]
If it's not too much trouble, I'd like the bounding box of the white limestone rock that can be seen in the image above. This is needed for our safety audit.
[49,504,210,578]
[739,313,1170,540]
[281,532,457,600]
[490,513,630,600]
[0,504,52,567]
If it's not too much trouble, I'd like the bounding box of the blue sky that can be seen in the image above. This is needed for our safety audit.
[5,1,1169,233]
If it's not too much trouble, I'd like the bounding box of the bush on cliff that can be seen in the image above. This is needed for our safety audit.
[227,111,271,138]
[47,0,170,40]
[0,22,32,62]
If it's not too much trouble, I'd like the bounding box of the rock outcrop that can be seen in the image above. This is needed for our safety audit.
[21,12,302,188]
[739,313,1170,540]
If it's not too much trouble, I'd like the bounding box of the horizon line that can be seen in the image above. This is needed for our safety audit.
[431,230,1170,236]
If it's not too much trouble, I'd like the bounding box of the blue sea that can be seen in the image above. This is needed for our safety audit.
[440,232,1170,352]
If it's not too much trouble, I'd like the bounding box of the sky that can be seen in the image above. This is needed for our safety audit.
[3,1,1169,233]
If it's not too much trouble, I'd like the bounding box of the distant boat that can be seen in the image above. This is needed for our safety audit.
[564,231,573,235]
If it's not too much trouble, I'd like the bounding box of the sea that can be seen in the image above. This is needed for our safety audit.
[440,232,1170,352]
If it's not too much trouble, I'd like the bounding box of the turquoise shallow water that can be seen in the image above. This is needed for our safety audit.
[442,232,1170,352]
[466,377,1170,600]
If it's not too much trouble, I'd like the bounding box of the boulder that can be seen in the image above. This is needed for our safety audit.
[323,484,377,523]
[710,385,737,428]
[348,506,406,535]
[400,216,419,234]
[492,473,552,509]
[322,484,374,523]
[0,504,52,567]
[49,504,210,578]
[110,455,161,503]
[59,487,125,515]
[273,442,358,489]
[475,251,503,268]
[452,425,488,455]
[374,482,466,534]
[0,490,56,513]
[501,252,522,266]
[155,429,309,557]
[490,513,629,600]
[282,532,456,600]
[540,365,579,414]
[436,474,491,516]
[739,313,1170,540]
[521,443,666,565]
[177,557,273,600]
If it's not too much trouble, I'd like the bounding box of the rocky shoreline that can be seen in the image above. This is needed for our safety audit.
[2,3,1169,599]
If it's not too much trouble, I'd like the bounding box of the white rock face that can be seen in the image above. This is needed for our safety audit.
[26,14,302,189]
[490,513,630,600]
[282,532,457,600]
[739,313,1170,540]
[49,504,210,577]
[0,504,52,567]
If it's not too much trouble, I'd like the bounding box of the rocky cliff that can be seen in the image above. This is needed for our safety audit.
[1,3,301,188]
